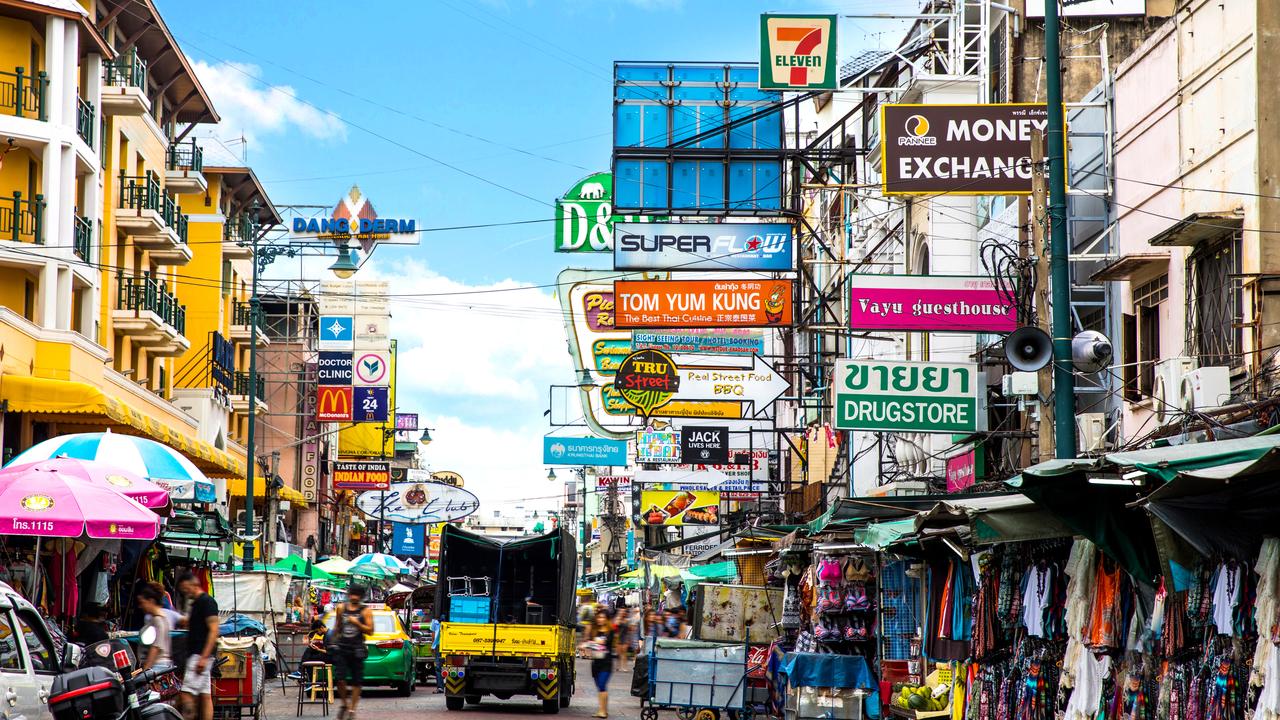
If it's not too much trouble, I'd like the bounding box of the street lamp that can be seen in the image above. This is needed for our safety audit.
[575,369,595,390]
[328,242,359,279]
[419,428,433,446]
[546,468,557,482]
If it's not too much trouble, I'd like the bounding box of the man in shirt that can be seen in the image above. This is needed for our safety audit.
[178,572,219,720]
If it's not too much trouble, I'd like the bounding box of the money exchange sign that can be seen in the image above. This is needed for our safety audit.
[834,360,986,434]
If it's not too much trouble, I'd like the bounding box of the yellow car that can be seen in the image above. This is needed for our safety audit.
[323,607,417,695]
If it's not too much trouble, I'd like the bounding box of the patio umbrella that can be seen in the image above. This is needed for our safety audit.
[9,431,211,487]
[351,552,410,575]
[350,562,394,582]
[268,554,336,582]
[0,461,160,540]
[2,458,170,512]
[316,557,354,575]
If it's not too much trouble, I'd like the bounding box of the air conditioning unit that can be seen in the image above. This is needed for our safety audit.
[1181,366,1231,415]
[1152,357,1196,425]
[1076,413,1107,452]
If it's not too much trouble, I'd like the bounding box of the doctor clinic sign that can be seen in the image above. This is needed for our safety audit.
[834,360,986,434]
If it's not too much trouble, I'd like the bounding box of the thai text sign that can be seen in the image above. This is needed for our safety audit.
[636,430,681,464]
[640,490,720,526]
[614,280,792,329]
[760,15,838,90]
[881,103,1048,195]
[834,360,986,433]
[632,329,764,357]
[946,451,977,493]
[613,222,793,271]
[333,460,391,491]
[849,275,1017,332]
[543,436,628,466]
[357,481,480,524]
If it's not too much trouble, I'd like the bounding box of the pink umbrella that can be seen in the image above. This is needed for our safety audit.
[4,458,171,512]
[0,461,160,540]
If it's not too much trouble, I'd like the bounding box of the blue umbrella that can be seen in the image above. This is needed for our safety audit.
[9,431,210,485]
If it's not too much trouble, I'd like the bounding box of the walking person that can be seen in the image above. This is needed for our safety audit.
[430,615,444,693]
[331,584,374,720]
[135,584,173,672]
[177,571,219,720]
[580,610,617,718]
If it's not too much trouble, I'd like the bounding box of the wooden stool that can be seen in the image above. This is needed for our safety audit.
[296,662,332,716]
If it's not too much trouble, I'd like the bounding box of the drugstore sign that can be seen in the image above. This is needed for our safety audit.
[833,360,986,434]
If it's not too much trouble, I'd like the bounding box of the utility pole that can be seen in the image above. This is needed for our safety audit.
[1030,131,1054,461]
[1044,0,1077,458]
[243,208,261,570]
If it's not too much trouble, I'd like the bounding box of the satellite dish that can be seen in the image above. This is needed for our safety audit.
[1004,327,1053,372]
[1071,330,1113,374]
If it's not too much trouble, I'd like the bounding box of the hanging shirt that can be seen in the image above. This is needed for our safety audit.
[1213,563,1242,635]
[1022,565,1051,638]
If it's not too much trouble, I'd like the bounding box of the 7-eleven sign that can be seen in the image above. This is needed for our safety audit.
[760,14,838,90]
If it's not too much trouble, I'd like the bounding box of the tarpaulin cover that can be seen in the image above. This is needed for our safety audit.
[212,570,291,616]
[435,525,578,627]
[780,652,874,689]
[1144,478,1280,561]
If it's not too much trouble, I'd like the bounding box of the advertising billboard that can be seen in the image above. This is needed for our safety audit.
[542,436,629,466]
[356,481,480,524]
[881,103,1048,195]
[559,270,644,440]
[613,222,793,271]
[833,360,986,434]
[759,14,838,90]
[317,385,353,422]
[333,460,391,491]
[554,172,655,253]
[614,280,793,329]
[848,274,1018,332]
[946,451,977,493]
[640,490,721,526]
[392,523,426,556]
[636,430,681,464]
[680,426,729,464]
[632,329,764,357]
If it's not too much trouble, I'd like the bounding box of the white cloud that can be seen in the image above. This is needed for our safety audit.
[192,60,346,144]
[418,414,565,511]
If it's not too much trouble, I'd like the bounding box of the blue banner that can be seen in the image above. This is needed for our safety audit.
[392,523,425,557]
[543,436,628,466]
[613,222,794,271]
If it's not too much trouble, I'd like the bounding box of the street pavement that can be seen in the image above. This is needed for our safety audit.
[261,659,642,720]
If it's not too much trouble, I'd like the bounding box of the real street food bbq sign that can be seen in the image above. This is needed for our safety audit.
[881,103,1048,195]
[614,280,792,329]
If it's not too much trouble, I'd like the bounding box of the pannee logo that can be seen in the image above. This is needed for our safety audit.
[317,385,353,421]
[898,114,937,146]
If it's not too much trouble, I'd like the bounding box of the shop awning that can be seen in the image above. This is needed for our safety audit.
[2,375,247,478]
[226,478,308,506]
[806,495,952,534]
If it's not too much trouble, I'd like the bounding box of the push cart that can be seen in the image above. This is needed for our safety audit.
[212,638,265,720]
[640,638,755,720]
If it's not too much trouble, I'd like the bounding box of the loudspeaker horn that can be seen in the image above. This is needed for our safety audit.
[1004,327,1053,372]
[1072,330,1113,374]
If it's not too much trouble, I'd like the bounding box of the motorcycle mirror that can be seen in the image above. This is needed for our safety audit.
[60,643,83,671]
[139,624,157,647]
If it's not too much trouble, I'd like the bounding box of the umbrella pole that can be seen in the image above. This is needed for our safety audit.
[31,536,41,609]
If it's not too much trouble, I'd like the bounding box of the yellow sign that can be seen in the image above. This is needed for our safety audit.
[439,623,571,658]
[639,490,721,526]
[659,400,744,419]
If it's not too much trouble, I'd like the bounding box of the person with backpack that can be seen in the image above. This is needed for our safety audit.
[329,584,374,720]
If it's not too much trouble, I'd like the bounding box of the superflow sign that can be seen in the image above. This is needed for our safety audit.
[833,360,986,434]
[680,426,728,464]
[760,15,837,90]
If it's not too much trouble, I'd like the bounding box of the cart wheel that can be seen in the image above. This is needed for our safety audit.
[677,708,696,720]
[641,708,659,720]
[694,709,719,720]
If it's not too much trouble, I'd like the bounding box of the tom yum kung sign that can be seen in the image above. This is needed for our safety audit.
[849,275,1017,333]
[881,103,1048,195]
[834,360,986,434]
[614,280,793,329]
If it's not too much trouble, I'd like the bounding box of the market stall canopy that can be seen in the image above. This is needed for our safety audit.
[622,564,683,580]
[806,495,972,534]
[11,431,211,488]
[0,461,160,539]
[2,458,170,513]
[316,557,354,575]
[267,554,335,581]
[351,552,410,575]
[679,561,737,584]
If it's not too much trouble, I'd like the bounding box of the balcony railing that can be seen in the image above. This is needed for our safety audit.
[232,301,253,327]
[118,173,189,243]
[166,139,203,172]
[224,213,253,246]
[233,371,265,401]
[76,97,95,146]
[116,272,186,335]
[104,48,147,89]
[73,214,92,262]
[0,67,47,120]
[0,191,46,244]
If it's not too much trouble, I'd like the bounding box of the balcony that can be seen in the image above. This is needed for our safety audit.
[0,192,45,244]
[222,213,254,259]
[116,173,191,264]
[75,97,94,147]
[228,301,269,346]
[101,49,149,116]
[112,272,189,356]
[0,67,47,121]
[165,139,206,194]
[230,370,267,415]
[73,214,92,263]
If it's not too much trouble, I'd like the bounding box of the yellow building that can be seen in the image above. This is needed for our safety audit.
[0,0,272,495]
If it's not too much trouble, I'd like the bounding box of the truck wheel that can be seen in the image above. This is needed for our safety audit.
[559,692,571,708]
[466,695,482,705]
[543,698,561,714]
[446,696,464,711]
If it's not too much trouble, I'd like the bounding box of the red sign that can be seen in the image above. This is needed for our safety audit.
[614,280,793,329]
[333,460,390,491]
[317,385,353,421]
[946,451,976,493]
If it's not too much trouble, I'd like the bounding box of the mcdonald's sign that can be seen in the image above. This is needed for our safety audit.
[317,385,353,421]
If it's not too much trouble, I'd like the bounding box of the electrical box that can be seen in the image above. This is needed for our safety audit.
[1002,371,1039,396]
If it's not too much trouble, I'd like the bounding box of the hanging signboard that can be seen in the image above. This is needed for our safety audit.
[317,352,353,384]
[559,271,642,439]
[596,474,633,490]
[543,436,629,466]
[636,430,681,464]
[392,523,426,556]
[353,386,390,422]
[946,451,977,493]
[640,490,721,526]
[636,449,768,495]
[616,348,680,415]
[333,460,391,491]
[317,385,353,422]
[632,329,764,357]
[848,274,1018,332]
[301,362,320,503]
[680,426,729,464]
[833,360,986,433]
[671,354,789,416]
[614,280,793,329]
[613,222,794,271]
[356,481,480,524]
[880,103,1048,195]
[395,413,419,431]
[759,14,838,90]
[318,316,354,350]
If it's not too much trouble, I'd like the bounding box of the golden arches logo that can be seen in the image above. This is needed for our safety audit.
[905,114,930,137]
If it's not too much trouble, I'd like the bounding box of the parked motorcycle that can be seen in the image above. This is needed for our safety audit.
[49,623,183,720]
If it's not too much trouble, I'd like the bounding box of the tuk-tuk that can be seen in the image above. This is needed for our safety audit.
[388,584,437,685]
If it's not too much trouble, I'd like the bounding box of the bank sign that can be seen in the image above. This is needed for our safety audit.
[613,222,793,271]
[760,15,837,90]
[543,436,628,466]
[834,360,986,434]
[881,104,1048,195]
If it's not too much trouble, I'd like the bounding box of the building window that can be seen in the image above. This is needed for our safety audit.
[1130,273,1167,399]
[1186,232,1243,368]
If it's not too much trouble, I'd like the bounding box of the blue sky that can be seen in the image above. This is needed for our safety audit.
[160,0,912,509]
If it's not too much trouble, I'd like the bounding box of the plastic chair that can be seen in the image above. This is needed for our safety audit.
[296,661,332,716]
